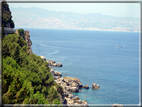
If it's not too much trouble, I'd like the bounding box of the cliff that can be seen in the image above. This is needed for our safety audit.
[15,29,33,54]
[2,0,15,37]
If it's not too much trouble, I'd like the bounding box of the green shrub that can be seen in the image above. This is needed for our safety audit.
[2,34,61,104]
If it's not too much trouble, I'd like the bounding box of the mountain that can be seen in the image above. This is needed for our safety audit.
[10,7,140,32]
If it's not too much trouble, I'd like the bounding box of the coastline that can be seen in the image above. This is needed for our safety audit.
[40,56,101,106]
[40,56,88,106]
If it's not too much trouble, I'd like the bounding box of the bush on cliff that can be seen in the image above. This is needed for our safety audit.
[2,34,62,104]
[18,28,25,40]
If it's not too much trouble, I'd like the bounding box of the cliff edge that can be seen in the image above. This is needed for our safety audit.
[15,29,33,54]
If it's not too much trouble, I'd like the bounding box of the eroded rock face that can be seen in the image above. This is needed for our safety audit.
[70,87,79,92]
[72,96,80,100]
[63,77,83,88]
[47,60,63,67]
[92,83,100,89]
[55,76,88,106]
[54,71,62,77]
[2,1,15,29]
[39,56,63,67]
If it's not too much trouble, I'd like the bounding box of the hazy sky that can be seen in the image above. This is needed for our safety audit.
[8,2,140,18]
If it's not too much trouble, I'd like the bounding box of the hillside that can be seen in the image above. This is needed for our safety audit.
[2,1,63,105]
[10,7,140,32]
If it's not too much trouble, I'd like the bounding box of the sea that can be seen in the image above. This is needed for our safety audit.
[23,28,140,105]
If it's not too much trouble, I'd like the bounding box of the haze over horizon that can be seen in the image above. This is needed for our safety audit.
[8,3,140,18]
[9,6,140,32]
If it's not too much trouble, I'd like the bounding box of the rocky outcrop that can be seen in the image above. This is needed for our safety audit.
[2,1,15,36]
[92,83,100,89]
[39,56,63,67]
[112,104,123,107]
[83,84,89,89]
[40,56,47,61]
[14,29,33,54]
[54,74,88,106]
[57,62,63,67]
[47,60,62,67]
[54,71,62,77]
[24,31,33,54]
[63,77,83,88]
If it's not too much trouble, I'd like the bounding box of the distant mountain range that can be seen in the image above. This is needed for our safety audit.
[10,7,140,32]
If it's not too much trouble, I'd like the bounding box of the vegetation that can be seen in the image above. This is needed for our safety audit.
[2,1,63,105]
[18,28,26,40]
[2,33,63,104]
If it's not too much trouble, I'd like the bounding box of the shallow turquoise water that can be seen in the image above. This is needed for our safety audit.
[26,28,139,105]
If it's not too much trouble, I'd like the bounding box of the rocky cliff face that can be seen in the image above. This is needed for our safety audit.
[2,1,15,36]
[24,31,33,54]
[15,29,33,54]
[2,1,15,28]
[2,1,32,54]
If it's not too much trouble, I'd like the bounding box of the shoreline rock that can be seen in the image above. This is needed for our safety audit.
[92,83,100,89]
[39,55,101,106]
[40,56,63,67]
[53,70,88,106]
[83,84,89,89]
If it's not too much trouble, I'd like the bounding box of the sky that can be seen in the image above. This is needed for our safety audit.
[8,2,140,18]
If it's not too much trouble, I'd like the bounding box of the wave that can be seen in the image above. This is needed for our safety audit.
[38,43,48,46]
[48,50,59,55]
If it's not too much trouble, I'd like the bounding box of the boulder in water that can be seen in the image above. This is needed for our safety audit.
[92,83,100,89]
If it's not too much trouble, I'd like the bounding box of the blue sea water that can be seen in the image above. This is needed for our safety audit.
[26,28,140,105]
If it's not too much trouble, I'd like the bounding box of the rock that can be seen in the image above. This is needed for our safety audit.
[63,77,83,88]
[52,63,57,67]
[83,84,89,89]
[54,77,88,105]
[65,97,75,104]
[50,69,54,77]
[77,100,82,104]
[72,96,80,101]
[64,86,71,91]
[47,60,56,66]
[54,71,62,77]
[82,100,88,104]
[50,68,54,72]
[46,60,63,67]
[70,82,79,88]
[60,82,68,88]
[40,56,47,61]
[64,91,70,97]
[57,62,63,67]
[92,83,100,89]
[52,60,56,63]
[58,78,65,82]
[55,76,62,80]
[112,104,123,107]
[70,87,79,92]
[68,93,73,99]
